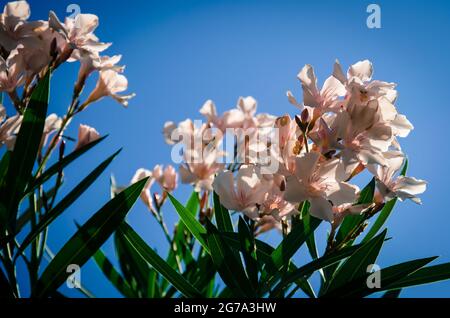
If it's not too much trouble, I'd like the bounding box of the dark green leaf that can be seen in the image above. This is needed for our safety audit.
[273,243,363,295]
[238,217,259,289]
[19,149,121,255]
[117,222,202,298]
[325,256,436,298]
[1,71,51,229]
[25,135,107,195]
[384,261,450,290]
[214,192,234,233]
[33,177,148,297]
[324,229,387,295]
[382,289,402,298]
[335,178,376,244]
[205,219,255,297]
[300,201,320,260]
[0,151,11,187]
[222,232,274,266]
[362,198,396,243]
[93,248,136,298]
[115,227,154,298]
[267,215,321,273]
[169,191,199,266]
[167,192,208,253]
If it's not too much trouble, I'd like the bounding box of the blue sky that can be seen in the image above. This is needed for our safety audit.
[8,0,450,297]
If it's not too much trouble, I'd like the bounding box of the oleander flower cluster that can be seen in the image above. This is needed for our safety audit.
[138,59,426,234]
[0,0,134,152]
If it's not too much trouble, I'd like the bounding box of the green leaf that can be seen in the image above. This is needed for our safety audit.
[222,232,275,266]
[33,177,148,297]
[325,256,436,298]
[214,192,234,233]
[167,192,208,253]
[115,227,154,297]
[0,71,51,229]
[362,198,396,243]
[93,248,136,298]
[0,151,11,187]
[400,158,408,176]
[384,261,450,290]
[185,191,200,216]
[335,178,376,244]
[324,229,387,295]
[272,243,363,295]
[0,152,12,239]
[382,289,402,298]
[117,222,202,298]
[171,191,199,264]
[362,159,408,243]
[238,217,259,289]
[25,135,107,195]
[19,149,121,255]
[300,201,320,260]
[205,219,255,297]
[268,215,321,272]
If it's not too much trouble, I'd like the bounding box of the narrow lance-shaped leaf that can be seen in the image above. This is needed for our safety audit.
[117,222,202,298]
[383,261,450,291]
[115,227,154,297]
[324,256,437,298]
[300,201,320,260]
[92,248,136,298]
[335,177,376,244]
[214,192,234,233]
[265,215,321,277]
[33,177,148,297]
[167,192,209,253]
[323,229,387,295]
[25,135,108,195]
[205,219,255,297]
[272,243,364,295]
[18,149,122,255]
[238,217,259,290]
[1,71,51,230]
[168,191,199,267]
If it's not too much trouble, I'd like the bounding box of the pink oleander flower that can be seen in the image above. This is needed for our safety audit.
[163,118,225,191]
[332,100,393,171]
[179,147,225,191]
[0,1,41,51]
[41,113,62,147]
[284,151,359,222]
[152,164,178,192]
[287,64,346,116]
[255,215,283,236]
[367,151,427,204]
[259,174,296,221]
[0,107,22,150]
[273,114,302,174]
[0,45,25,92]
[130,168,155,211]
[82,69,135,108]
[75,124,100,150]
[48,10,111,58]
[213,165,270,219]
[199,97,276,133]
[333,59,398,104]
[74,51,124,88]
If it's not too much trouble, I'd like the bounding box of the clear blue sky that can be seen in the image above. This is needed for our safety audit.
[11,0,450,297]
